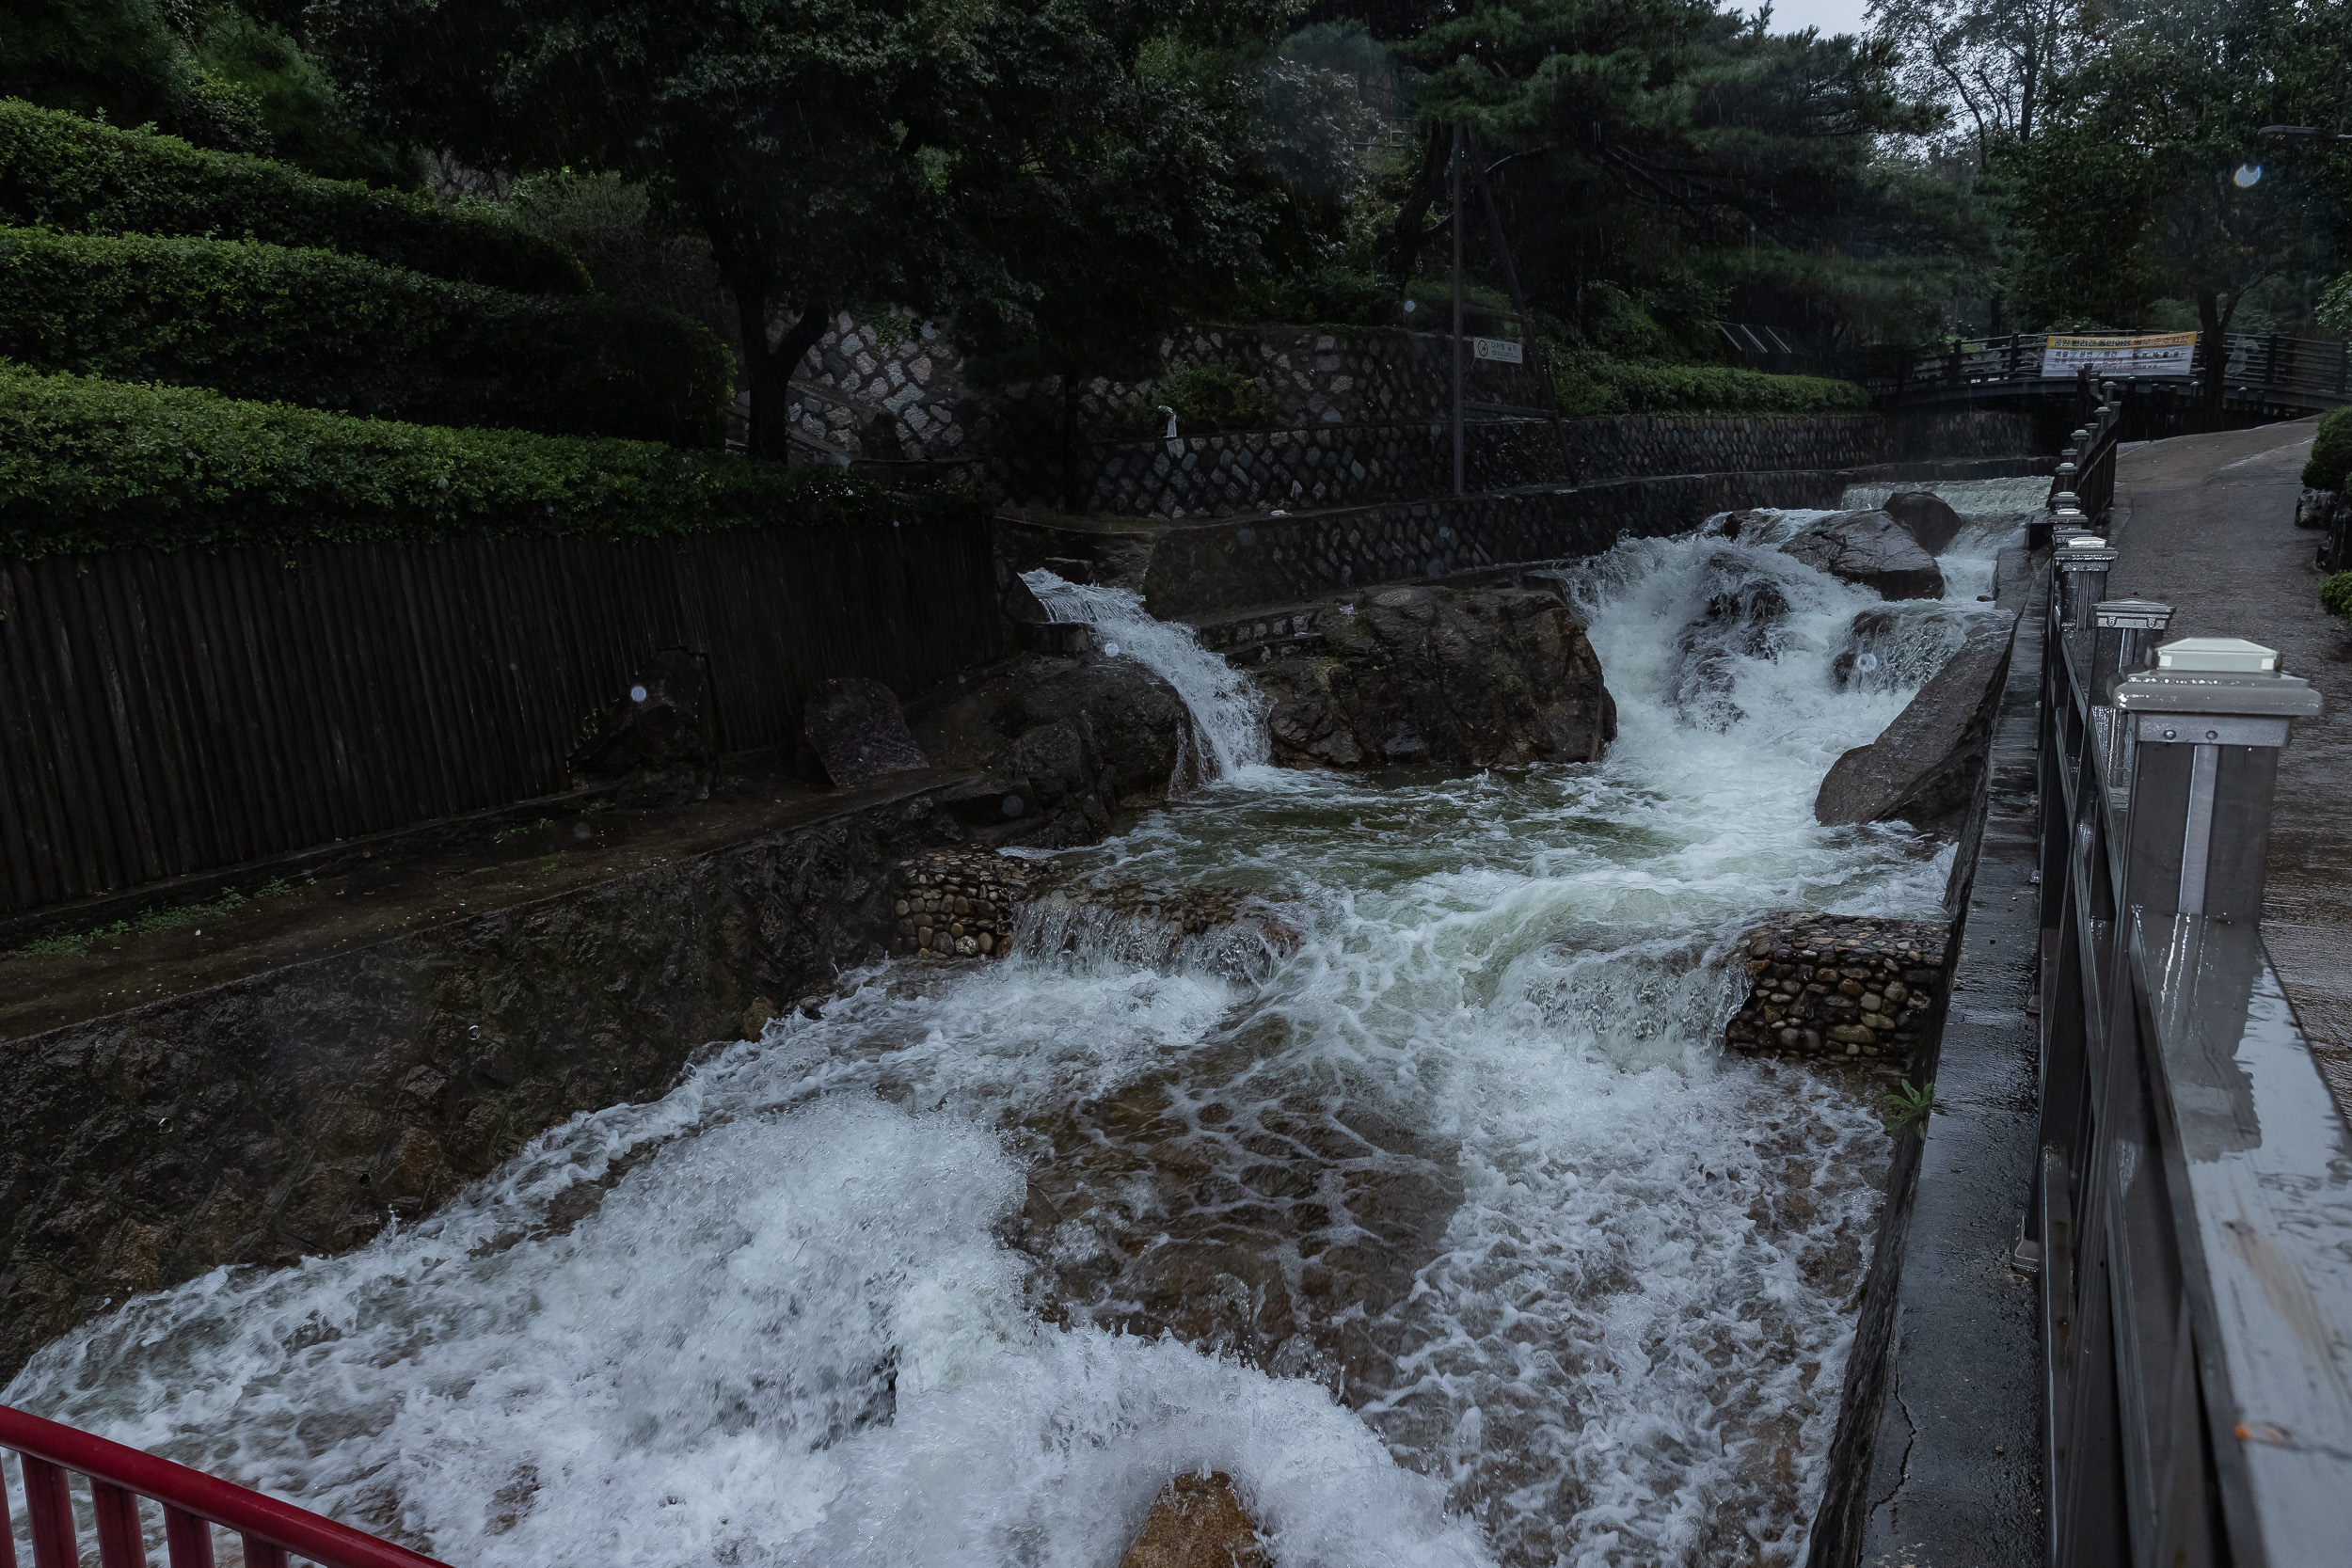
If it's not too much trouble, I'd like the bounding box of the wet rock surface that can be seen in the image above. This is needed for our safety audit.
[1816,610,2019,832]
[1881,489,1966,554]
[1247,582,1615,769]
[1781,510,1947,601]
[1117,1473,1267,1568]
[1724,912,1953,1064]
[909,651,1195,847]
[566,649,715,806]
[799,677,930,787]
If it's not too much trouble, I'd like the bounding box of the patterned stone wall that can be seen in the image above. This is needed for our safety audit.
[996,467,1864,620]
[782,315,1550,465]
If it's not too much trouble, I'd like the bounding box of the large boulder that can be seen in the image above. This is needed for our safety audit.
[800,676,930,787]
[566,648,715,806]
[910,651,1194,846]
[1815,610,2020,832]
[1250,583,1615,769]
[1781,511,1946,600]
[1882,489,1966,554]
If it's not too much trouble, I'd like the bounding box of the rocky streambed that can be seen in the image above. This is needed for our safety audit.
[5,481,2041,1568]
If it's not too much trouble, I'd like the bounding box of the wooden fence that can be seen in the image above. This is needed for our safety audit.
[0,517,1006,919]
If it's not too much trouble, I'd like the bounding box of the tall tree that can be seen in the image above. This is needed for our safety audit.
[2015,0,2348,416]
[1867,0,2093,172]
[310,0,1323,459]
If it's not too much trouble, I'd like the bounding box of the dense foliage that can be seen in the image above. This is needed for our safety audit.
[0,228,733,446]
[298,0,1356,451]
[1553,359,1875,416]
[2304,405,2352,492]
[0,2,409,180]
[0,99,590,294]
[0,367,961,559]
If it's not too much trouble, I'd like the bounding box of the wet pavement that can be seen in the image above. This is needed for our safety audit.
[2105,417,2352,1122]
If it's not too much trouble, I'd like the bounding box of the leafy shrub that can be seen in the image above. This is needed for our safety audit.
[2321,571,2352,626]
[0,228,734,447]
[2303,405,2352,492]
[0,97,589,294]
[1550,353,1870,416]
[0,366,971,560]
[1153,364,1280,433]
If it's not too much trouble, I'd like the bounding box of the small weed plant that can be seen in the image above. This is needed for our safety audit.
[1883,1078,1935,1136]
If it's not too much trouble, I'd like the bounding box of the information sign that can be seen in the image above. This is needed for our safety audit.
[2040,331,2195,379]
[1470,337,1525,365]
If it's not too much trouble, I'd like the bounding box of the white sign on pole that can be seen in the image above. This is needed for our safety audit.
[1470,337,1525,365]
[2039,332,2195,379]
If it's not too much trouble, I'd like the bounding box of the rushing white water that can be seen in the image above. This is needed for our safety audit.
[9,503,2022,1568]
[1023,569,1272,777]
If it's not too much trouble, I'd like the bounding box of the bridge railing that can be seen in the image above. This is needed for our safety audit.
[1871,331,2349,412]
[2026,525,2352,1564]
[2,1402,450,1568]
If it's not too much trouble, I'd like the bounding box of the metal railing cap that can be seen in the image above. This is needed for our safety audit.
[2094,598,2174,627]
[2114,666,2323,719]
[2159,636,2278,673]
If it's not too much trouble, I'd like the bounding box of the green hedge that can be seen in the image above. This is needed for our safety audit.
[2304,405,2352,492]
[1553,355,1872,416]
[0,228,734,447]
[2321,571,2352,626]
[0,97,590,295]
[0,367,970,560]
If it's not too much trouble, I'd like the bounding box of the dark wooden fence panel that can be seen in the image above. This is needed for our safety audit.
[0,517,1006,918]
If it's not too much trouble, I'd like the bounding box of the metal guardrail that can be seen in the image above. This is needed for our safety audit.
[2,1402,451,1566]
[1879,332,2352,412]
[2024,513,2352,1563]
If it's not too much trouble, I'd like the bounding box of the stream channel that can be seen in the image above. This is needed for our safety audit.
[5,482,2046,1567]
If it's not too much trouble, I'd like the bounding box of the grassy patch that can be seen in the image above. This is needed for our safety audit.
[7,873,311,958]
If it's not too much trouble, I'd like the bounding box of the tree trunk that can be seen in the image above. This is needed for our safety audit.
[735,291,831,461]
[2197,290,2227,428]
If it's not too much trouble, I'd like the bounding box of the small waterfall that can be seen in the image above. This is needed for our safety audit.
[1022,570,1271,777]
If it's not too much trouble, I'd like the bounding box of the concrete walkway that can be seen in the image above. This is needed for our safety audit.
[2106,417,2352,1121]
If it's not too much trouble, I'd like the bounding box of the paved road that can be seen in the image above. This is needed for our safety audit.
[2106,418,2352,1122]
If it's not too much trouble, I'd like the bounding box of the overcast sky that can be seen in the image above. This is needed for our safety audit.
[1743,0,1874,36]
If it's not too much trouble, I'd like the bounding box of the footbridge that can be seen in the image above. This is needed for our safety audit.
[1874,331,2352,425]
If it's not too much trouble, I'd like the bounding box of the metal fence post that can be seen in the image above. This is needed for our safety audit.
[2113,638,2323,922]
[2055,536,2117,631]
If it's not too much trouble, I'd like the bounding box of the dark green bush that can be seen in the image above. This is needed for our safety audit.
[0,228,734,447]
[1551,354,1870,416]
[0,366,970,560]
[0,97,590,294]
[2320,571,2352,625]
[2303,405,2352,492]
[1152,363,1280,433]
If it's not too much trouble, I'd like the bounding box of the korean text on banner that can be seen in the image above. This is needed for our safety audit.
[1470,337,1525,365]
[2039,332,2195,379]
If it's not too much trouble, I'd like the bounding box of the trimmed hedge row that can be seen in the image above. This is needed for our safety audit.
[0,97,591,295]
[1554,355,1872,416]
[2303,404,2352,492]
[0,366,971,560]
[0,228,734,448]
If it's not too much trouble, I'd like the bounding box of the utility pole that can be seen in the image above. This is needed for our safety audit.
[1450,121,1465,498]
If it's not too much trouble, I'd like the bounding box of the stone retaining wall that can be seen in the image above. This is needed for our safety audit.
[1723,912,1954,1065]
[998,467,1855,618]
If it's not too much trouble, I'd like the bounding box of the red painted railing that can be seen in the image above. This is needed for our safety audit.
[1,1403,451,1568]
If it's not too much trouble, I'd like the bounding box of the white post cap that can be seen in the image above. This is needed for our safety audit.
[2155,637,2279,673]
[2064,535,2108,549]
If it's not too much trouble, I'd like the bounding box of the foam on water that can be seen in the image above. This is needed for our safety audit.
[10,522,1988,1567]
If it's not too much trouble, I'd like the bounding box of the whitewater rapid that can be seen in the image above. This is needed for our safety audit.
[6,484,2026,1567]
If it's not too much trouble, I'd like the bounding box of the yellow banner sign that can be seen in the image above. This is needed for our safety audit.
[2040,332,2196,378]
